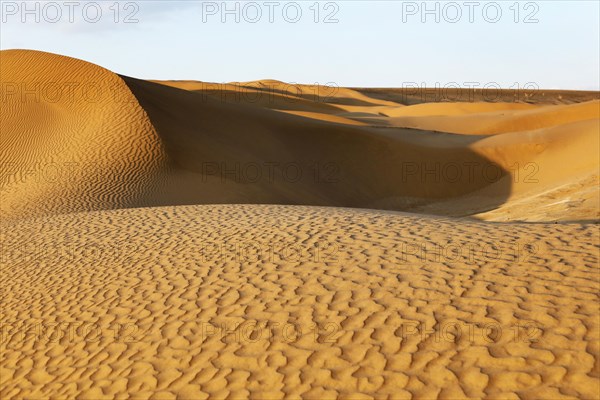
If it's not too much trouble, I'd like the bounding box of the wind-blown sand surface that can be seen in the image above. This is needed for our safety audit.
[2,205,599,399]
[1,50,599,399]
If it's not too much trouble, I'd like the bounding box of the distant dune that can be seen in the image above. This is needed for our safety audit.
[355,87,600,106]
[1,50,598,222]
[1,50,598,399]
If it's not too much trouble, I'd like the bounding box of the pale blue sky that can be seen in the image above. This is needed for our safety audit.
[1,1,599,89]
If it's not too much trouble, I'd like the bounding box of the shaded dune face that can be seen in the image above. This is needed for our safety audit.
[122,76,511,212]
[1,49,598,222]
[143,80,599,222]
[0,49,512,220]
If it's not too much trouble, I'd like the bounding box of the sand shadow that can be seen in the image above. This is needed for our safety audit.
[122,76,512,216]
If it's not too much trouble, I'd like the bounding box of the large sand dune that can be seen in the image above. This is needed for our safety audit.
[0,50,168,220]
[1,50,598,222]
[1,49,599,399]
[1,50,599,222]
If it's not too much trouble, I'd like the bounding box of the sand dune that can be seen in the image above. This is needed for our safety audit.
[1,49,599,399]
[384,101,600,135]
[354,87,600,106]
[0,50,168,220]
[122,75,515,215]
[2,50,598,222]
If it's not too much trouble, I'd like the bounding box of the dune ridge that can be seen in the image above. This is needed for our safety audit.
[0,50,168,220]
[2,50,599,222]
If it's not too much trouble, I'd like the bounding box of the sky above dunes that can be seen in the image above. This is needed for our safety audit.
[1,0,599,90]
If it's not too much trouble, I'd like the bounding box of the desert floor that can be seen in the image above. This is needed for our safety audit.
[1,50,599,399]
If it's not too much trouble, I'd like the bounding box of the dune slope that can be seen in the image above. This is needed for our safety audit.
[1,205,598,399]
[1,49,599,400]
[2,50,599,222]
[385,101,600,135]
[0,50,169,220]
[122,76,512,213]
[1,50,517,220]
[2,50,598,222]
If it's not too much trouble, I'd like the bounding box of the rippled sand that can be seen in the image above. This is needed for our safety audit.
[1,50,598,399]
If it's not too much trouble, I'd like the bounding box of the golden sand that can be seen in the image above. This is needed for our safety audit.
[1,50,599,399]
